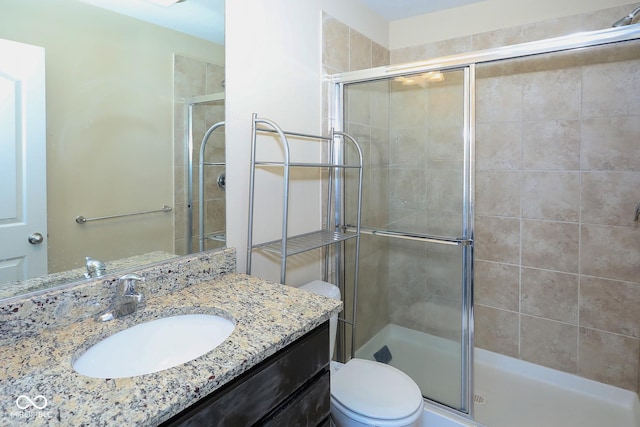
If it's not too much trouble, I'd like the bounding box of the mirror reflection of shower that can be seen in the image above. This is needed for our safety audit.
[173,56,225,256]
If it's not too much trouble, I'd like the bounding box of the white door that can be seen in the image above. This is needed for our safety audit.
[0,38,47,284]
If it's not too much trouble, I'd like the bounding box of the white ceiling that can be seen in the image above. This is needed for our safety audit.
[78,0,225,44]
[358,0,486,21]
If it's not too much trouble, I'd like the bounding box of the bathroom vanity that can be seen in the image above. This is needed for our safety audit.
[0,248,340,426]
[162,322,330,426]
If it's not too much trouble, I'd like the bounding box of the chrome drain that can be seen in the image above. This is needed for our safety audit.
[473,393,487,405]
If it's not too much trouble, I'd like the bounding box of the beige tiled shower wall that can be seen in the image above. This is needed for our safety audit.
[390,4,640,392]
[322,13,391,352]
[324,6,640,390]
[385,71,466,342]
[174,55,225,255]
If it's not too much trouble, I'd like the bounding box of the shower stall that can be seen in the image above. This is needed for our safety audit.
[331,22,640,423]
[335,62,474,415]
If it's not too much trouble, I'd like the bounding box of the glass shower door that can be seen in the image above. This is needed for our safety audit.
[339,66,473,414]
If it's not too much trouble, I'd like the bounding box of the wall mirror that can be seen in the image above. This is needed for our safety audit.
[0,0,225,300]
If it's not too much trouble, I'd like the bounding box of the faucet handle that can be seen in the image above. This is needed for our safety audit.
[95,274,146,322]
[116,273,145,300]
[84,257,106,279]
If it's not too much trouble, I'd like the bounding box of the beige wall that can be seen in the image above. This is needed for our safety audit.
[389,0,636,49]
[0,0,223,272]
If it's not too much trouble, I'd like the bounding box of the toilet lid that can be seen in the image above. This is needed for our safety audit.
[331,359,423,420]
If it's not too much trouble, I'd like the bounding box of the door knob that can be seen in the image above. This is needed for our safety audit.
[28,232,44,245]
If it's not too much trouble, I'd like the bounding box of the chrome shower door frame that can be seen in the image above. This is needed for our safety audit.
[329,23,640,420]
[332,65,475,416]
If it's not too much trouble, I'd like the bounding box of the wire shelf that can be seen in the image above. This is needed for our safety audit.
[253,161,361,169]
[253,229,357,256]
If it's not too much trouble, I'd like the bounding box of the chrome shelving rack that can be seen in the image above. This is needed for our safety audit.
[246,113,363,357]
[246,113,363,282]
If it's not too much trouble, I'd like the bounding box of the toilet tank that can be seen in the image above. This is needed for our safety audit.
[299,280,340,359]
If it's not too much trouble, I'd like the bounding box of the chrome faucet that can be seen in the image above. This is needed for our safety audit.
[96,273,145,322]
[84,257,106,278]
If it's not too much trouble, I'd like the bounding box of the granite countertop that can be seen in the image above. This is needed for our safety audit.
[0,273,341,426]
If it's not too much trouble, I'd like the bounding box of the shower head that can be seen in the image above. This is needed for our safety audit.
[612,4,640,27]
[613,15,634,27]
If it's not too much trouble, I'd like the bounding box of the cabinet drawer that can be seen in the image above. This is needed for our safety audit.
[261,370,330,426]
[162,321,329,426]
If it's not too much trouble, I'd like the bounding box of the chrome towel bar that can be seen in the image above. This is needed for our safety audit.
[75,205,172,224]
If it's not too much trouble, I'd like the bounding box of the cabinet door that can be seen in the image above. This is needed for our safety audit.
[261,371,330,426]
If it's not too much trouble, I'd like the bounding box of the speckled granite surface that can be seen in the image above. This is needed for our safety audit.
[0,249,237,338]
[0,248,341,426]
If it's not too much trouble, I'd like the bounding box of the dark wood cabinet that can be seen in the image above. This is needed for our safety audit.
[161,321,330,427]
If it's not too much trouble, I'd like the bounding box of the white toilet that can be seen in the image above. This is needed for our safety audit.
[300,280,424,427]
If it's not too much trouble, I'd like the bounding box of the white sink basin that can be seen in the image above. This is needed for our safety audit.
[73,314,235,378]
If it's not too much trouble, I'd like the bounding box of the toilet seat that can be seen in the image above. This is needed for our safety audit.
[331,396,423,427]
[331,359,423,424]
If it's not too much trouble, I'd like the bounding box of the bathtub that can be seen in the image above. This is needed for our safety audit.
[356,323,640,427]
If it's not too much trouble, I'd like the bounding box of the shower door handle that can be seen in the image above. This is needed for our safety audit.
[344,225,472,246]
